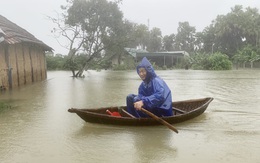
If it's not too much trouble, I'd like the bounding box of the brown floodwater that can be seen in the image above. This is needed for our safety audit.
[0,70,259,163]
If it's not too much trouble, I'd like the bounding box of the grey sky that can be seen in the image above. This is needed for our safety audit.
[1,0,260,55]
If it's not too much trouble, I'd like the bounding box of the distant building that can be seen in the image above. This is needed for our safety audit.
[0,15,52,90]
[110,48,148,66]
[125,49,189,67]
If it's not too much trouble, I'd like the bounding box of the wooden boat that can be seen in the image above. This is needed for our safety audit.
[68,97,213,126]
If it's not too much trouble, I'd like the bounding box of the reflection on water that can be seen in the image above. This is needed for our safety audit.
[0,70,260,163]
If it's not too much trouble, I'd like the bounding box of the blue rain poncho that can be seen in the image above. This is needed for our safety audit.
[127,57,173,117]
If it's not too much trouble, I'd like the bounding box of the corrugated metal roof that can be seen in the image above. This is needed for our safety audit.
[0,15,52,51]
[137,51,189,57]
[124,48,148,57]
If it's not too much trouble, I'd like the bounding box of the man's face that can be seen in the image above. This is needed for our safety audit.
[138,68,147,81]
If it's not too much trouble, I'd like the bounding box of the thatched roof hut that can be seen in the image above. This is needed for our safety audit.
[0,15,52,90]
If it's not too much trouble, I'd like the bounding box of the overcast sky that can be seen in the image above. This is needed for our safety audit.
[1,0,260,55]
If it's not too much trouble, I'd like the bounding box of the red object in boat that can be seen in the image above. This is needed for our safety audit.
[106,110,121,117]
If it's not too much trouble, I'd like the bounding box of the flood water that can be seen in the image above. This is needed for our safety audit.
[0,70,260,163]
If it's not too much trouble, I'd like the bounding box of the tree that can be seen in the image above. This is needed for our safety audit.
[51,0,126,77]
[190,52,232,70]
[175,22,196,53]
[198,24,216,53]
[233,45,260,68]
[249,50,260,68]
[146,27,162,52]
[241,7,260,47]
[223,6,245,56]
[211,5,260,58]
[208,52,232,70]
[162,34,175,51]
[46,55,66,70]
[132,24,150,50]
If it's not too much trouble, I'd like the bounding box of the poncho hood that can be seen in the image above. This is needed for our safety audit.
[137,57,157,83]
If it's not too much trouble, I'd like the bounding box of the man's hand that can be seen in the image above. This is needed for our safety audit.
[134,101,144,110]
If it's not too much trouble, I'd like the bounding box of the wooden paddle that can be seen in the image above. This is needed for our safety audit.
[121,109,136,118]
[141,108,178,133]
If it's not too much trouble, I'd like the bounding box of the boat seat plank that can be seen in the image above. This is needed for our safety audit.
[173,107,186,114]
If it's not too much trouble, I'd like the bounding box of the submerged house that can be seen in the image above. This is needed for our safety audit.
[124,48,189,68]
[0,15,52,90]
[135,51,189,67]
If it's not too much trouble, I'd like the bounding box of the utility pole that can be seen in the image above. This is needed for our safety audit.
[211,43,214,54]
[147,19,150,31]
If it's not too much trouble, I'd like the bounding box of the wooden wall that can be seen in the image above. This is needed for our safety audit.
[0,43,47,89]
[0,44,8,89]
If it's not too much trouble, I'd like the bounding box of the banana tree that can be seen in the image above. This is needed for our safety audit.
[249,51,260,68]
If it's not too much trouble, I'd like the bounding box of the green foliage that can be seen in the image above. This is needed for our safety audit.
[162,34,175,51]
[90,59,112,70]
[0,101,11,110]
[46,55,66,70]
[204,5,260,58]
[131,24,150,49]
[190,53,210,70]
[151,62,163,70]
[63,54,87,71]
[190,52,232,70]
[175,22,196,53]
[162,65,167,70]
[55,0,126,77]
[147,27,162,52]
[175,56,191,69]
[233,45,252,64]
[208,52,232,70]
[112,64,129,70]
[46,54,105,70]
[112,56,136,70]
[233,44,260,68]
[51,2,260,72]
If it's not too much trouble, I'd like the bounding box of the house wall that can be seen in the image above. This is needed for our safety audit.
[0,44,8,90]
[0,43,47,89]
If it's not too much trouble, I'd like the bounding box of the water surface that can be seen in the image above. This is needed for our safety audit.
[0,70,259,163]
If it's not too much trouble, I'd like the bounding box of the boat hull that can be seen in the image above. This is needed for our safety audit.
[68,97,213,126]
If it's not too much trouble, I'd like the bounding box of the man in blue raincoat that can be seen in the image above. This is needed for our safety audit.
[126,57,173,118]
